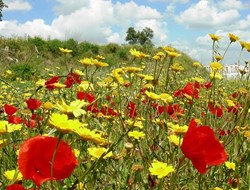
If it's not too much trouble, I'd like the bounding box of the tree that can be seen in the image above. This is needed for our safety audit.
[125,27,138,45]
[125,27,154,46]
[0,0,8,21]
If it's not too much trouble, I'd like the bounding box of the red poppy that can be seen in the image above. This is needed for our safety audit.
[101,106,117,116]
[126,101,137,118]
[45,76,60,90]
[4,104,17,115]
[8,115,23,124]
[77,92,99,113]
[18,136,78,187]
[26,98,42,110]
[227,103,242,115]
[181,119,227,174]
[6,184,26,190]
[203,81,212,89]
[182,82,199,99]
[64,73,81,88]
[208,103,223,118]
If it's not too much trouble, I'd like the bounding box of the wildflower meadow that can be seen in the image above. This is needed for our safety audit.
[0,33,250,190]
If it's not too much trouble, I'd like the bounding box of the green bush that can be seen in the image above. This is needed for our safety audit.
[9,63,37,80]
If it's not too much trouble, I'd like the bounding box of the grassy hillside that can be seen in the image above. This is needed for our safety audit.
[0,36,207,81]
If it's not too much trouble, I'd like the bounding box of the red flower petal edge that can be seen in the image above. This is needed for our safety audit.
[181,119,227,174]
[18,136,78,187]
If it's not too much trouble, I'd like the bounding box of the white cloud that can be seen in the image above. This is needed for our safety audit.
[175,0,240,28]
[148,0,189,3]
[0,0,167,45]
[5,0,31,11]
[218,0,244,10]
[53,0,90,15]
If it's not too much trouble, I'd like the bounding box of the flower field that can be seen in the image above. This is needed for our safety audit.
[0,33,250,190]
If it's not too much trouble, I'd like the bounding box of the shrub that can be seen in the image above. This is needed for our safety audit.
[9,63,37,80]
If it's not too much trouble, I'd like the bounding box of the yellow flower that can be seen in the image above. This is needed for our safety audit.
[145,91,160,100]
[209,34,221,41]
[193,62,202,67]
[153,52,165,60]
[210,62,223,72]
[87,147,113,159]
[245,42,250,52]
[123,67,143,73]
[215,55,223,62]
[59,47,72,53]
[149,160,174,178]
[159,93,173,103]
[192,77,204,83]
[171,63,184,72]
[74,69,84,76]
[244,131,250,138]
[0,121,22,134]
[54,83,66,89]
[213,187,223,190]
[54,99,87,117]
[112,68,124,84]
[79,58,94,66]
[4,170,23,181]
[162,46,175,52]
[168,135,183,146]
[73,149,80,157]
[43,101,53,109]
[239,41,247,49]
[166,51,181,58]
[92,59,109,67]
[228,33,239,42]
[126,119,144,129]
[168,123,188,135]
[96,55,105,60]
[35,79,46,87]
[226,99,235,107]
[6,70,12,75]
[129,48,149,59]
[225,161,236,171]
[78,81,94,91]
[128,130,145,140]
[49,113,82,133]
[210,72,223,80]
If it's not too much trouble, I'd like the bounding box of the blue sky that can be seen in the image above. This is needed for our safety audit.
[1,0,250,65]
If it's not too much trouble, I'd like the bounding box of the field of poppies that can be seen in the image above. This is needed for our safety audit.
[0,33,250,190]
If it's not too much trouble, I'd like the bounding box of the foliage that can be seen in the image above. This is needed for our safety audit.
[125,27,154,46]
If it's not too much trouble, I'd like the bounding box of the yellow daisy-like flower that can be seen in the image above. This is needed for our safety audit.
[0,121,22,134]
[74,126,107,145]
[192,77,204,83]
[244,130,250,138]
[209,34,221,41]
[87,147,113,159]
[123,66,143,73]
[4,170,23,181]
[210,62,223,72]
[43,101,53,109]
[168,134,183,146]
[129,48,149,59]
[210,72,223,80]
[228,33,239,42]
[145,91,160,100]
[6,70,12,75]
[92,59,109,67]
[193,62,202,67]
[171,63,184,72]
[96,55,105,60]
[53,83,66,89]
[168,123,188,135]
[54,99,87,117]
[49,113,82,133]
[245,42,250,52]
[166,51,181,58]
[128,130,145,140]
[79,58,94,66]
[73,149,80,157]
[153,51,165,60]
[162,46,175,52]
[239,41,247,49]
[59,47,72,53]
[213,187,223,190]
[78,81,94,91]
[225,161,236,171]
[126,119,144,129]
[159,93,173,103]
[215,55,223,62]
[74,69,85,76]
[149,160,174,178]
[226,99,235,107]
[35,79,46,87]
[112,68,124,84]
